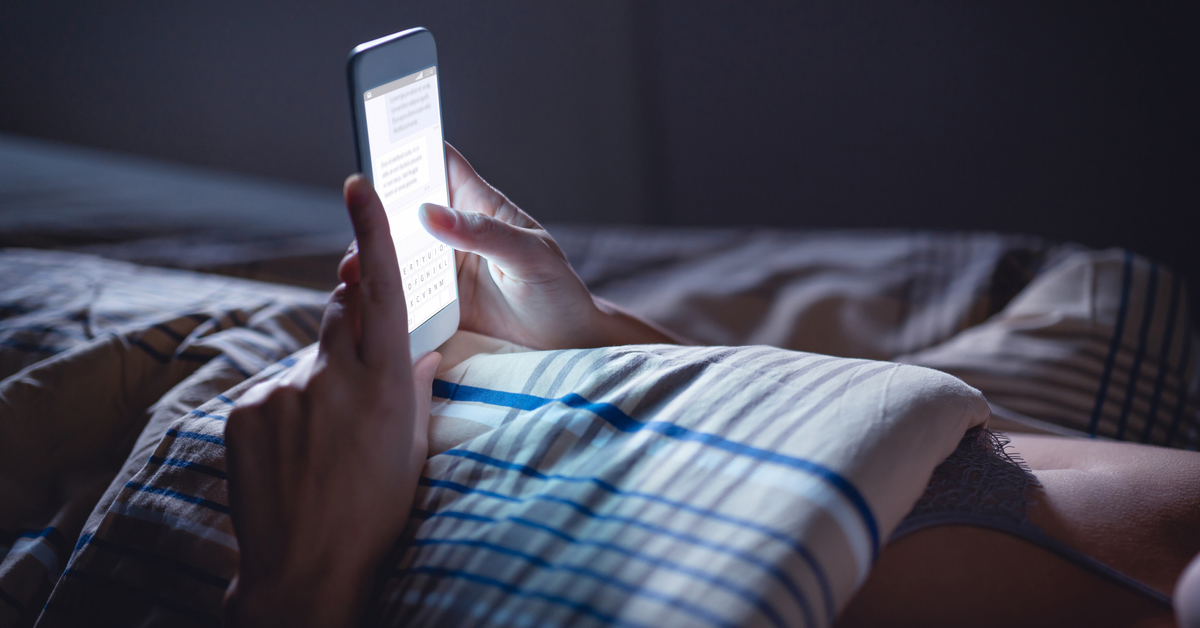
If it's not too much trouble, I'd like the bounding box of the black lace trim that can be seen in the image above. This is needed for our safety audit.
[893,426,1040,540]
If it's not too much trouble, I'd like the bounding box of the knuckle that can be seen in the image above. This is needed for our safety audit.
[264,383,301,406]
[326,285,349,308]
[465,211,496,238]
[364,279,402,305]
[307,364,337,392]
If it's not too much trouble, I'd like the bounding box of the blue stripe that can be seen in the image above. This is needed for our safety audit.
[1088,250,1134,435]
[220,354,254,378]
[149,456,227,480]
[152,323,188,343]
[166,428,225,447]
[17,526,56,540]
[127,337,212,365]
[398,565,653,628]
[422,466,836,622]
[216,395,237,406]
[434,380,549,411]
[423,477,520,501]
[188,408,227,421]
[0,322,88,340]
[0,584,24,615]
[1115,261,1158,440]
[178,350,218,363]
[419,509,491,524]
[123,481,229,514]
[409,538,746,628]
[417,480,800,627]
[413,506,816,627]
[409,534,781,625]
[1141,273,1181,443]
[16,526,69,556]
[432,378,880,559]
[443,449,548,477]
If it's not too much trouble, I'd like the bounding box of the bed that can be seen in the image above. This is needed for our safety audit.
[2,134,1196,627]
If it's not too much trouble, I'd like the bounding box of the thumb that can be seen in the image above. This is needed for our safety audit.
[419,203,558,282]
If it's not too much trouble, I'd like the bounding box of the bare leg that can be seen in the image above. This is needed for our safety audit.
[837,434,1200,627]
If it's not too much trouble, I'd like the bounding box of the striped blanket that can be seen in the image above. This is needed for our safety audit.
[2,232,1197,627]
[1,248,989,627]
[560,228,1199,445]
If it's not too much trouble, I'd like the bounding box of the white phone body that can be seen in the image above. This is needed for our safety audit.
[347,28,459,361]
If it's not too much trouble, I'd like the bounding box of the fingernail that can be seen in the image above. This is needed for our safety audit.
[344,174,372,207]
[420,203,457,230]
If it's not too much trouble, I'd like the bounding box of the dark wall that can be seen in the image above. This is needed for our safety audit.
[0,1,651,223]
[644,2,1197,271]
[2,1,1195,279]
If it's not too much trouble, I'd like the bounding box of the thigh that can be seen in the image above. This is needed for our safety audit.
[836,525,1174,628]
[837,434,1200,627]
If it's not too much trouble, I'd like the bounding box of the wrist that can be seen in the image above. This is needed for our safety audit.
[225,562,372,628]
[589,297,686,347]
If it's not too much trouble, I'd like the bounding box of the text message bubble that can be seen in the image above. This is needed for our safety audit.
[377,136,429,205]
[386,78,438,145]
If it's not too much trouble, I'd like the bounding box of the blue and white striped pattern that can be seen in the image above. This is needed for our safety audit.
[7,239,1192,627]
[0,249,325,627]
[26,327,982,628]
[901,248,1199,448]
[561,229,1198,448]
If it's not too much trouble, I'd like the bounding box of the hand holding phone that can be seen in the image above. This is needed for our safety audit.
[348,28,682,353]
[417,145,688,349]
[223,175,441,628]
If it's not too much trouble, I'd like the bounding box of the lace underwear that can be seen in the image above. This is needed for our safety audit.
[893,427,1172,609]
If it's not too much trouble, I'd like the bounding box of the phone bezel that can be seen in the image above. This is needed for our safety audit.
[347,27,460,360]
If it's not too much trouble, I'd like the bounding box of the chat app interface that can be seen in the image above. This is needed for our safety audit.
[363,65,456,332]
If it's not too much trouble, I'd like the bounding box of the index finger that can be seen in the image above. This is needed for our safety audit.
[343,174,410,367]
[445,143,540,230]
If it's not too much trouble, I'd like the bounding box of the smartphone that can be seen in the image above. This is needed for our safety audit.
[347,28,459,360]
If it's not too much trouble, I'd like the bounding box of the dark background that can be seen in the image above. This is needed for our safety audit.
[1,1,1195,277]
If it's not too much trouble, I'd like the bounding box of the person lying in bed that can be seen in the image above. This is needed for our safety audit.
[222,145,1200,628]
